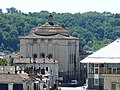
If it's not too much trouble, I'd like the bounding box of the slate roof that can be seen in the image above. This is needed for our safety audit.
[81,38,120,63]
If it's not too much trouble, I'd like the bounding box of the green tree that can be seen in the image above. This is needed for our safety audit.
[0,58,7,66]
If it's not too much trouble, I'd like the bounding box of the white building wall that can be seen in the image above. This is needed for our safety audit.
[32,43,38,56]
[20,39,26,57]
[58,41,68,72]
[47,43,54,56]
[54,42,59,61]
[40,42,47,56]
[28,43,32,57]
[20,38,79,80]
[104,75,120,90]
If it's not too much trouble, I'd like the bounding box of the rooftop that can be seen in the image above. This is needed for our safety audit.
[19,33,78,40]
[81,38,120,63]
[19,14,78,40]
[32,23,69,36]
[0,74,24,83]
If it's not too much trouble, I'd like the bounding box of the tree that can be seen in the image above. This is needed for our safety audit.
[6,7,20,14]
[0,58,7,66]
[0,7,120,52]
[0,9,3,14]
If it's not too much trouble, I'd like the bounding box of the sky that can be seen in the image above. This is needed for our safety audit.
[0,0,120,14]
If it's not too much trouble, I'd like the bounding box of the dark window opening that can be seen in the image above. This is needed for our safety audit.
[40,53,45,58]
[95,64,98,67]
[33,54,37,58]
[48,39,52,42]
[100,64,104,67]
[95,68,98,74]
[0,84,8,90]
[41,68,45,74]
[117,68,120,74]
[47,54,52,59]
[27,86,29,90]
[13,84,23,90]
[46,67,48,71]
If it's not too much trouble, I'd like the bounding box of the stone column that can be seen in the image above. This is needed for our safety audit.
[8,83,13,90]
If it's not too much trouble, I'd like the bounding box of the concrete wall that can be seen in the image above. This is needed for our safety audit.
[0,66,15,74]
[20,38,79,81]
[104,75,120,90]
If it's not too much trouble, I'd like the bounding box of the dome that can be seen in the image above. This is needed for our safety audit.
[19,14,79,40]
[32,22,69,37]
[32,14,69,37]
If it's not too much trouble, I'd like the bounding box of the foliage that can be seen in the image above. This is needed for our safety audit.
[0,7,120,52]
[0,58,7,65]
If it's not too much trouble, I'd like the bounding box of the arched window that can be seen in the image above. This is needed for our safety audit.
[40,53,45,58]
[47,54,53,59]
[27,86,30,90]
[33,54,37,58]
[46,67,48,71]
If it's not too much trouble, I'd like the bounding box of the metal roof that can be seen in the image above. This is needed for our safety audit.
[81,38,120,63]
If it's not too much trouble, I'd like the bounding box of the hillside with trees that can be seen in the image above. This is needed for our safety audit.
[0,7,120,53]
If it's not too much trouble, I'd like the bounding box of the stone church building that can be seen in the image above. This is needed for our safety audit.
[19,14,80,82]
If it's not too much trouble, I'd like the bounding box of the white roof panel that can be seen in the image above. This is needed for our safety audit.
[81,38,120,63]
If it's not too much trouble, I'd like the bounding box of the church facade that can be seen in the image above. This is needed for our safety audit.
[19,14,80,82]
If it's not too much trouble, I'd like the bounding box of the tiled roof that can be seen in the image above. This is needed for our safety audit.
[0,74,23,83]
[18,73,29,79]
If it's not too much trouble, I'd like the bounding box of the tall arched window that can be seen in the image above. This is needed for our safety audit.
[27,86,30,90]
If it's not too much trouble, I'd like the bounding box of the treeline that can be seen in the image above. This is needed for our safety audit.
[0,7,120,53]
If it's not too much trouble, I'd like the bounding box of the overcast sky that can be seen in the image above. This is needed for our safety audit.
[0,0,120,13]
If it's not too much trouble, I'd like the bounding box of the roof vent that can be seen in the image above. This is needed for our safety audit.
[48,13,54,25]
[117,40,119,43]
